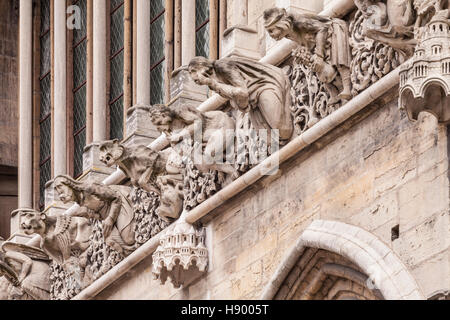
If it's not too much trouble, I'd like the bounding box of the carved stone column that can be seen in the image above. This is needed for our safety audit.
[181,0,196,65]
[136,0,151,105]
[93,0,108,142]
[14,0,33,243]
[53,0,67,176]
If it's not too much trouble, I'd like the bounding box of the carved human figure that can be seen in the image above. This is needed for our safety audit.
[147,104,240,179]
[156,175,184,222]
[263,7,352,104]
[98,139,177,195]
[354,0,416,57]
[53,175,136,255]
[0,242,51,300]
[187,56,293,145]
[18,208,91,284]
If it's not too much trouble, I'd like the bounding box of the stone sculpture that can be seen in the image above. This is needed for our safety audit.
[187,56,293,145]
[399,7,450,122]
[354,0,416,57]
[99,139,171,195]
[98,139,185,221]
[263,7,352,105]
[53,175,135,255]
[147,104,240,179]
[0,242,51,300]
[17,208,92,298]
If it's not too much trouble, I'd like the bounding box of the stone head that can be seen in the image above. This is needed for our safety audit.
[188,56,215,85]
[263,8,293,41]
[99,139,124,167]
[156,176,184,221]
[17,209,47,236]
[54,175,78,204]
[148,104,175,134]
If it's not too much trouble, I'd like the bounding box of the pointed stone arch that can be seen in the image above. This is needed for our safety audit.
[261,220,425,300]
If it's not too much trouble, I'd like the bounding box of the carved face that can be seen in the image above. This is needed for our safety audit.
[157,177,184,221]
[148,109,174,134]
[266,24,290,41]
[20,210,46,236]
[99,140,124,167]
[263,8,292,41]
[188,57,214,86]
[54,180,76,204]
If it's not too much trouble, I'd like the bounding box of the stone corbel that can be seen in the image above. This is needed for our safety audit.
[152,213,208,289]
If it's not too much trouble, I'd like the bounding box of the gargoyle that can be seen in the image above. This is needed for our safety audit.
[0,242,51,300]
[147,104,240,179]
[53,175,135,255]
[187,56,293,146]
[18,208,91,286]
[263,7,352,105]
[99,139,173,195]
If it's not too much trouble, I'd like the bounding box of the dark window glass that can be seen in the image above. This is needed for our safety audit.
[150,0,165,104]
[39,0,51,207]
[109,1,124,140]
[195,0,210,58]
[72,0,87,178]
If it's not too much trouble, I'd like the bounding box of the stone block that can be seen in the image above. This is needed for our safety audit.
[123,104,160,147]
[222,26,261,61]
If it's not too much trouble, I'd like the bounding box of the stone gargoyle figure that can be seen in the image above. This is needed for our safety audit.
[187,56,293,145]
[156,175,184,222]
[147,104,240,180]
[0,242,51,300]
[98,139,178,195]
[17,208,91,288]
[53,175,136,255]
[354,0,417,57]
[263,7,352,105]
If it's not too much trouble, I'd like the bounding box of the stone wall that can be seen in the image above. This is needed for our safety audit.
[0,0,19,240]
[0,0,18,168]
[94,89,450,300]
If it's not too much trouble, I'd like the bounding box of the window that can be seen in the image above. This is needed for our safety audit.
[39,0,51,208]
[72,0,87,178]
[109,0,124,140]
[196,0,210,58]
[150,0,165,104]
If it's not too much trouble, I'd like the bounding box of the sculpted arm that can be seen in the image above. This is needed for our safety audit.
[86,184,122,237]
[169,105,205,144]
[5,252,32,284]
[204,67,249,109]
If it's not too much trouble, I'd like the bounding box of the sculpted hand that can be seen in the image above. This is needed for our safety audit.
[311,54,325,73]
[102,216,115,239]
[169,133,183,145]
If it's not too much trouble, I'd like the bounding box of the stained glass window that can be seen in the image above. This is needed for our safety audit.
[150,0,165,104]
[72,0,87,178]
[39,0,51,208]
[110,1,124,140]
[196,0,210,58]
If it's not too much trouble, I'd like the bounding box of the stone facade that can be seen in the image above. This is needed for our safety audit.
[2,0,450,301]
[93,95,449,300]
[0,0,18,240]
